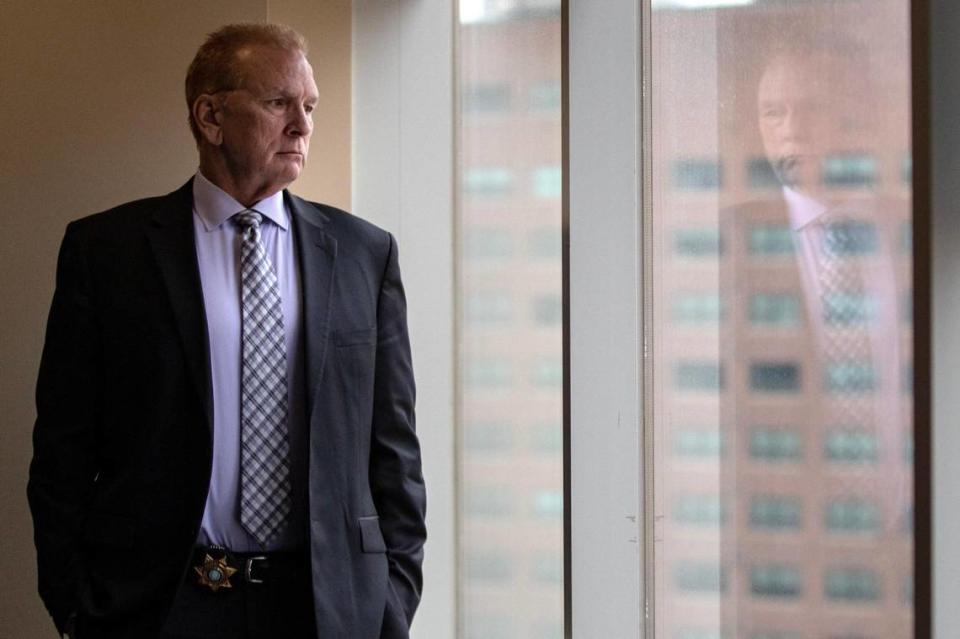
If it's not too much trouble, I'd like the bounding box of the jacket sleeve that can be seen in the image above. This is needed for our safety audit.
[369,232,427,627]
[27,222,100,635]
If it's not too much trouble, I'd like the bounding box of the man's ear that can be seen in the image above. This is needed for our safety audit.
[193,94,225,146]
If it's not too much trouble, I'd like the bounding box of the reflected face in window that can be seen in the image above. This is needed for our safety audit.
[756,53,865,201]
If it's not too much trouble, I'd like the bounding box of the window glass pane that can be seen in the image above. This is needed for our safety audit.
[675,227,722,256]
[750,495,802,530]
[824,568,882,602]
[458,3,563,637]
[748,224,795,255]
[824,428,879,463]
[750,362,801,393]
[674,158,723,190]
[463,82,512,113]
[750,427,803,462]
[528,80,561,112]
[749,293,800,326]
[675,494,724,526]
[750,565,802,598]
[465,421,514,453]
[675,428,723,458]
[826,499,882,533]
[532,165,562,198]
[464,167,515,196]
[674,293,723,324]
[650,1,914,638]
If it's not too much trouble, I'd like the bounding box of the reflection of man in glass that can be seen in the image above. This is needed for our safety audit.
[755,41,908,480]
[722,37,912,639]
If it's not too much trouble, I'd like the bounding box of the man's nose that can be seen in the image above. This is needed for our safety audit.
[780,106,814,141]
[286,106,313,137]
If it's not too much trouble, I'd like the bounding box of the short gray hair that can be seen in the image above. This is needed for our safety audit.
[185,23,308,143]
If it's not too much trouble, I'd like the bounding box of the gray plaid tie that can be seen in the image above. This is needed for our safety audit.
[235,209,291,547]
[817,214,875,419]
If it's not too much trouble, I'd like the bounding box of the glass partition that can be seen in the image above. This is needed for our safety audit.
[456,2,564,638]
[649,2,914,638]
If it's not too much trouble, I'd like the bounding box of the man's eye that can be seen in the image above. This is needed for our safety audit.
[304,104,315,114]
[269,99,286,108]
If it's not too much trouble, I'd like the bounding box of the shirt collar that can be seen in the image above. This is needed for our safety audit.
[783,186,829,231]
[192,170,289,232]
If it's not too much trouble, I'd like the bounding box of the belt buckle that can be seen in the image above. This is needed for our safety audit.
[245,556,268,584]
[194,550,238,592]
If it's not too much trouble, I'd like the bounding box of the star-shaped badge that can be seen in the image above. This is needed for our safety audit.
[194,553,238,591]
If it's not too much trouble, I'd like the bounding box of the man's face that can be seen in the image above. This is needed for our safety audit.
[756,53,864,199]
[216,45,319,200]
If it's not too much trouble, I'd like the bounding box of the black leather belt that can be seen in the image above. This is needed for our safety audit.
[191,545,307,592]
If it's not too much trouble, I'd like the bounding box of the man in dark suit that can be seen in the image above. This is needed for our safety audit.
[28,23,426,639]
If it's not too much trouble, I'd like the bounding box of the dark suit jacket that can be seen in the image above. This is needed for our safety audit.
[27,179,427,639]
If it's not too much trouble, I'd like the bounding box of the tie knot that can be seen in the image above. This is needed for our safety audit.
[235,210,263,230]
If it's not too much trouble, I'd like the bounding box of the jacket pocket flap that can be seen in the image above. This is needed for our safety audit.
[358,515,387,553]
[333,327,377,347]
[82,511,137,548]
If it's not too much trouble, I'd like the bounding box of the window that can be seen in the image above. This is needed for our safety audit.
[825,361,876,393]
[749,293,800,326]
[750,428,803,462]
[465,291,513,325]
[465,229,514,261]
[532,165,562,198]
[749,225,795,256]
[823,292,877,326]
[463,167,514,196]
[678,631,723,639]
[466,485,514,517]
[826,499,881,532]
[750,362,801,393]
[466,359,513,388]
[528,80,561,112]
[673,293,722,324]
[676,429,723,458]
[527,227,562,259]
[676,361,724,391]
[825,429,879,463]
[901,220,913,253]
[572,0,917,635]
[675,495,724,525]
[750,565,802,598]
[747,157,781,189]
[531,358,563,388]
[532,554,563,584]
[675,228,722,256]
[530,421,562,454]
[464,421,514,453]
[822,154,878,188]
[901,154,913,185]
[822,221,878,256]
[465,615,514,639]
[466,551,513,582]
[673,159,723,190]
[532,294,562,326]
[824,568,881,602]
[532,489,563,519]
[750,496,802,530]
[676,562,725,593]
[463,82,511,113]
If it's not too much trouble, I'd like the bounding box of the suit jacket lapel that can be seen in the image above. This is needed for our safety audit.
[287,191,338,416]
[145,179,213,426]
